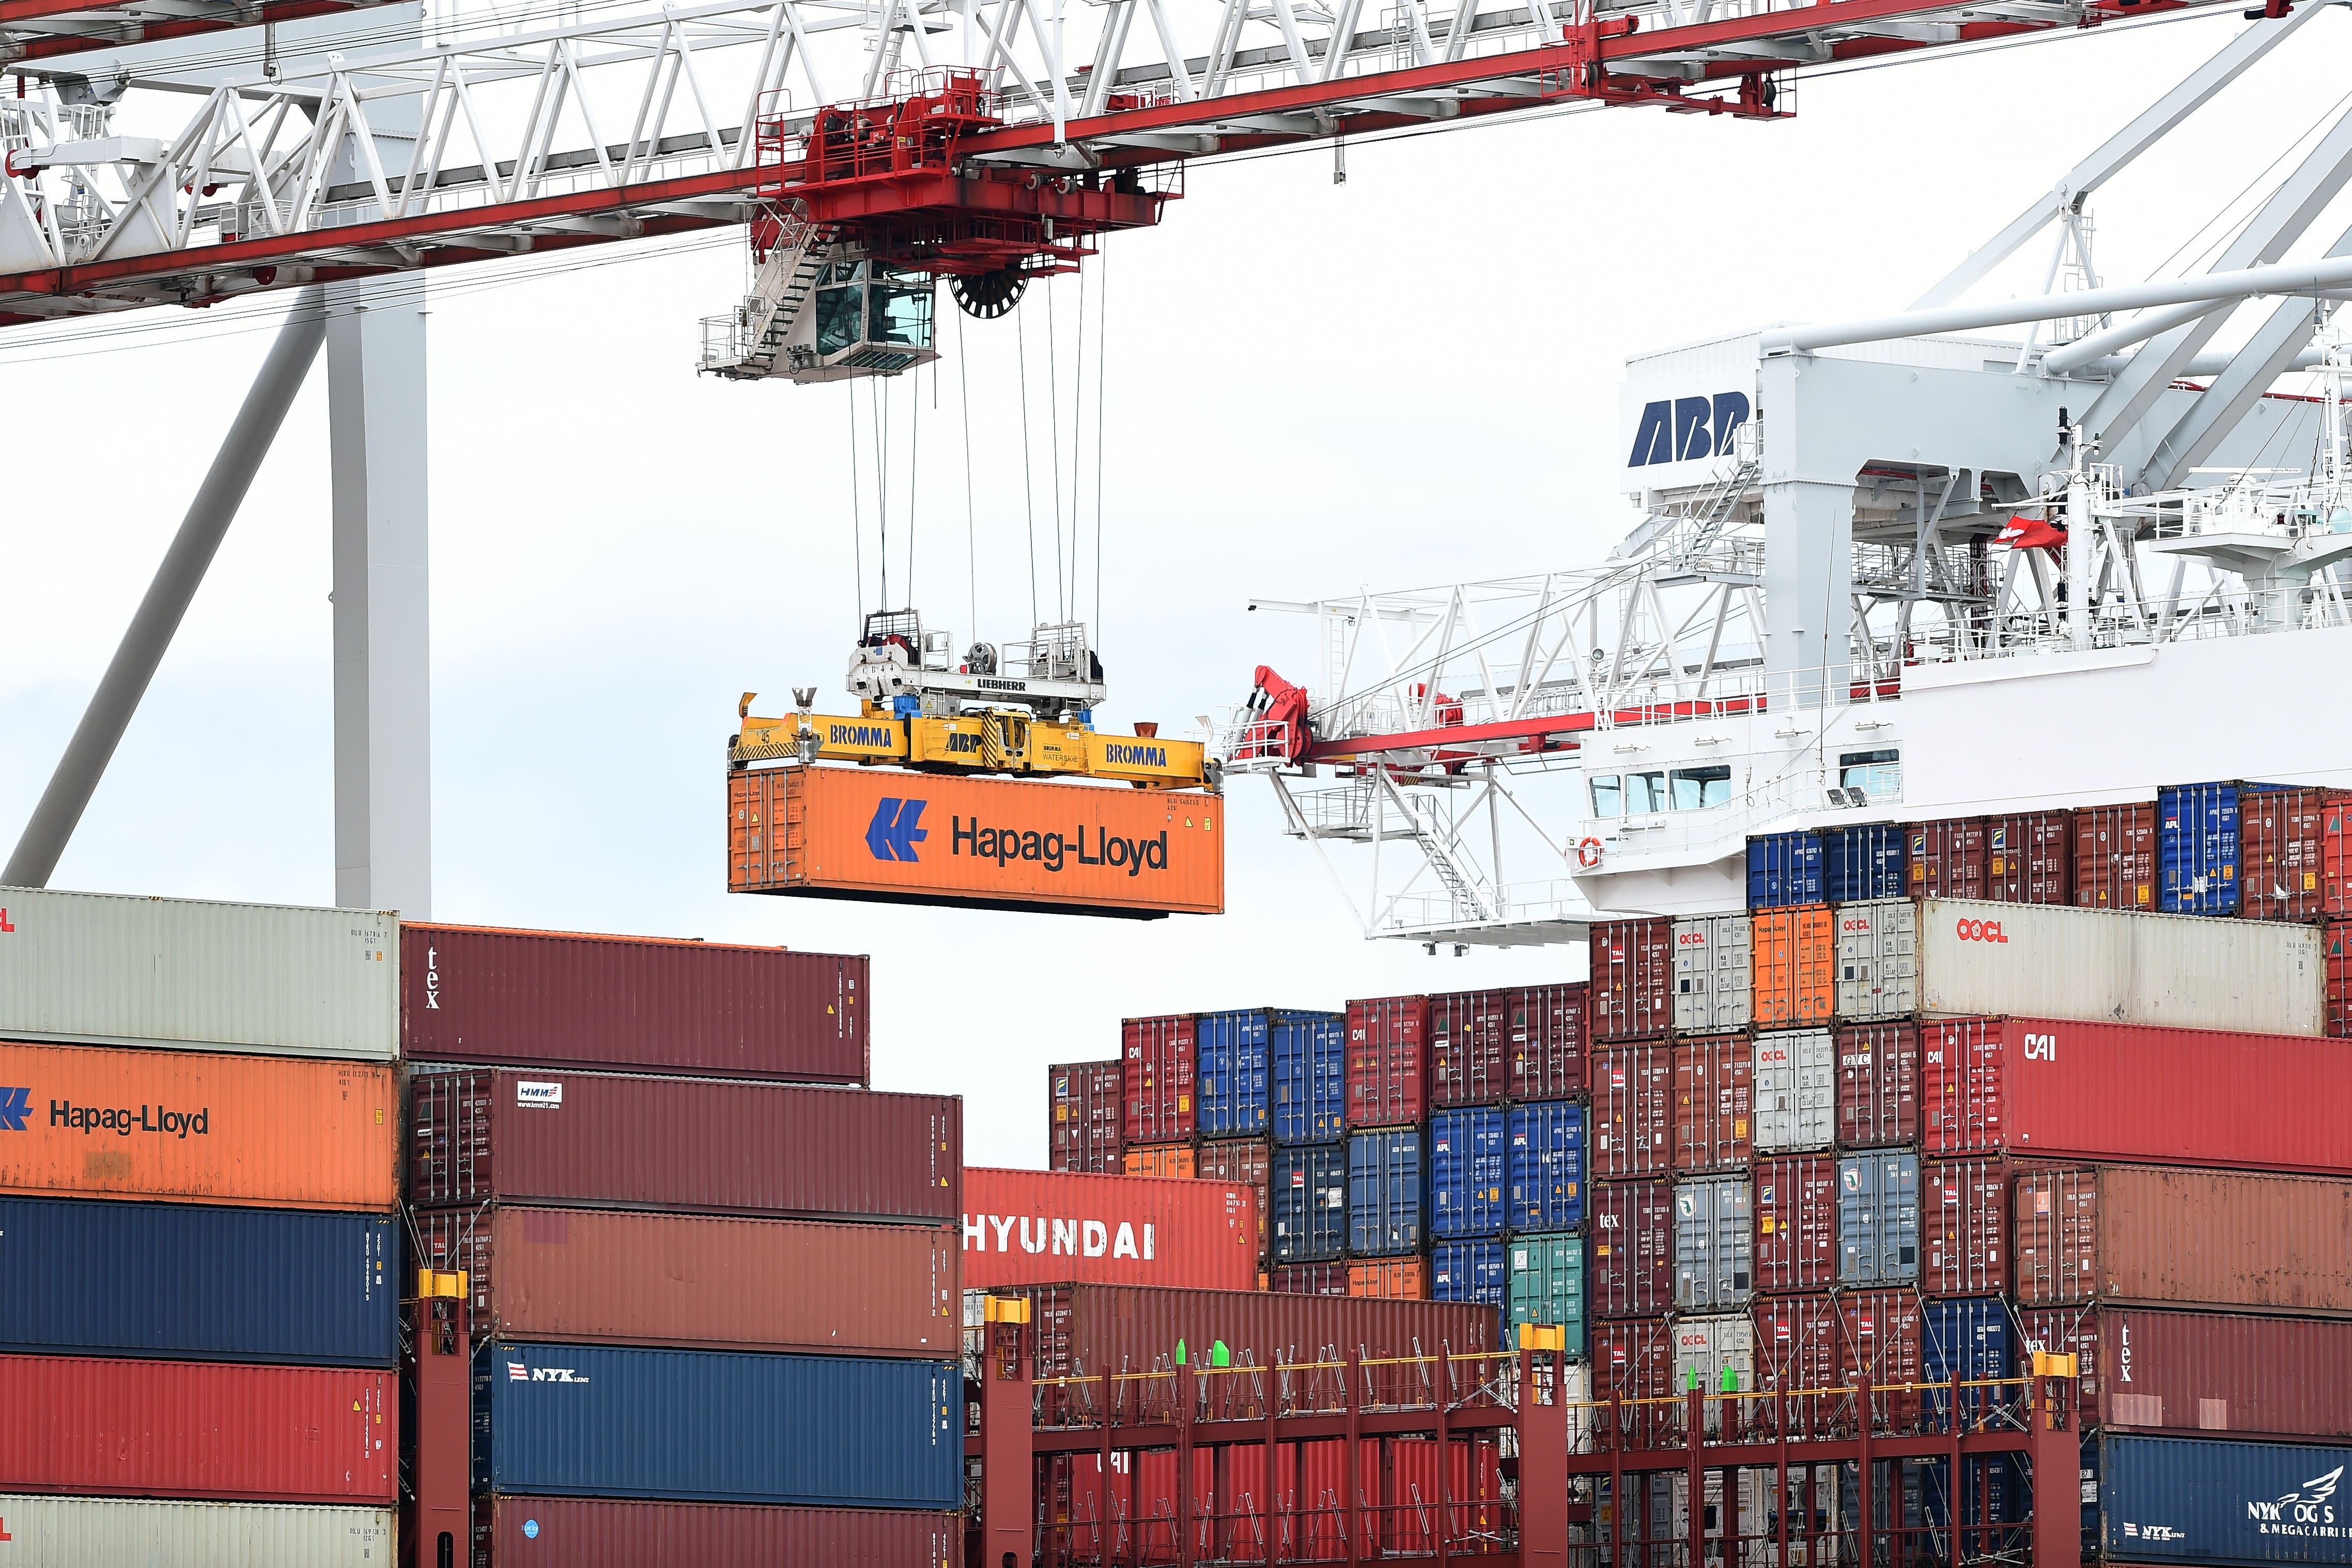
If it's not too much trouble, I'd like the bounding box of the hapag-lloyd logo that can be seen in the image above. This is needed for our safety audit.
[1955,918,2010,943]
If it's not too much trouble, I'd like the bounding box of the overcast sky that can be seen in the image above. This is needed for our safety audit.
[5,8,2348,1165]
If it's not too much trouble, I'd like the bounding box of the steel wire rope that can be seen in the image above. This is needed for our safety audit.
[907,353,921,610]
[872,374,889,609]
[2145,84,2352,285]
[957,306,979,644]
[1046,272,1067,623]
[849,374,865,620]
[1072,262,1087,640]
[1016,290,1042,627]
[1094,238,1109,660]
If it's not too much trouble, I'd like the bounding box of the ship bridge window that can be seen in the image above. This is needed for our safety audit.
[1590,771,1669,817]
[1839,749,1901,802]
[1671,766,1731,810]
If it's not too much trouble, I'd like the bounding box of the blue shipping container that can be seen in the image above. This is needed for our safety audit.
[1432,1241,1507,1344]
[1921,1296,2009,1425]
[2159,782,2243,915]
[2095,1433,2352,1565]
[1838,1151,1918,1284]
[0,1197,395,1367]
[1506,1101,1586,1232]
[1348,1129,1426,1258]
[473,1343,960,1509]
[1197,1009,1271,1137]
[1270,1010,1349,1146]
[1430,1108,1508,1240]
[1825,824,1907,904]
[1748,833,1824,909]
[1270,1144,1348,1263]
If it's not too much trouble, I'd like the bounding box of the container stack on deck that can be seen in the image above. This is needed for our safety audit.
[397,923,963,1566]
[0,889,401,1561]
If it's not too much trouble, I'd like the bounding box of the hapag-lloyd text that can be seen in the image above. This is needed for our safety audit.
[952,817,1170,877]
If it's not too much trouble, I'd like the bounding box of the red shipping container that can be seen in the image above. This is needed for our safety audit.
[407,1069,961,1221]
[473,1498,960,1568]
[1124,1016,1196,1144]
[1270,1264,1350,1297]
[1983,811,2073,905]
[1908,818,1988,901]
[1505,983,1589,1103]
[1919,1016,2352,1173]
[1922,1159,2009,1295]
[1590,920,1673,1042]
[1591,1045,1672,1178]
[1836,1022,1917,1148]
[2331,921,2352,1038]
[0,1355,392,1502]
[1752,1293,1840,1392]
[2014,1165,2352,1313]
[2242,787,2336,922]
[2328,803,2352,916]
[1345,996,1429,1129]
[1591,1317,1675,1401]
[1196,1139,1272,1262]
[962,1167,1260,1291]
[1050,1059,1125,1174]
[2016,1305,2352,1438]
[398,924,865,1082]
[1753,1155,1836,1293]
[1429,989,1509,1108]
[2074,802,2155,910]
[1836,1287,1923,1425]
[414,1205,957,1354]
[1671,1035,1753,1174]
[1589,1181,1673,1318]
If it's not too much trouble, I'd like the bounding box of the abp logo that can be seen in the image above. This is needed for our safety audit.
[865,797,929,862]
[0,1087,26,1132]
[1628,391,1751,468]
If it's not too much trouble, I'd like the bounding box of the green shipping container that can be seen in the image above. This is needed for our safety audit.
[1506,1233,1585,1356]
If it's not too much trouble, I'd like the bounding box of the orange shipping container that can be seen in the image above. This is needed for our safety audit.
[728,766,1224,918]
[1124,1144,1196,1178]
[1349,1259,1427,1300]
[1752,906,1834,1028]
[0,1041,397,1212]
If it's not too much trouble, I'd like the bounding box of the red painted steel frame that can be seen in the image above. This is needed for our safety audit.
[404,1292,471,1568]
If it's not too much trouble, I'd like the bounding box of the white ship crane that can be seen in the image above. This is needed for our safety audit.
[1220,13,2352,946]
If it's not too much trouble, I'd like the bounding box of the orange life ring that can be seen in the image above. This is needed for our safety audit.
[1575,836,1604,871]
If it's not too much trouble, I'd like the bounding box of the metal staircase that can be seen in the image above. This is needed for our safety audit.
[698,201,834,381]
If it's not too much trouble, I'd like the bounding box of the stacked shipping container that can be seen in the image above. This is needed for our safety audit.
[397,922,961,1564]
[0,888,402,1555]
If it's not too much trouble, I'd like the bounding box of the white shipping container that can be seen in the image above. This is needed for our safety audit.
[1672,1313,1755,1394]
[1752,1029,1835,1152]
[0,888,397,1060]
[1835,900,1918,1021]
[1673,913,1752,1032]
[0,1496,394,1565]
[1917,898,2325,1036]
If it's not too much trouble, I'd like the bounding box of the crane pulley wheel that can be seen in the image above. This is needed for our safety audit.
[951,265,1029,319]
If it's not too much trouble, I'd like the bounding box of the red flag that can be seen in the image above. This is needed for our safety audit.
[1996,514,2068,551]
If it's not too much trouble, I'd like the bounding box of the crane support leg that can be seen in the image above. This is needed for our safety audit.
[3,286,327,890]
[329,277,434,918]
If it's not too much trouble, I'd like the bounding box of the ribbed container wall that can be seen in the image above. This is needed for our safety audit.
[1506,1234,1585,1350]
[1270,1145,1348,1263]
[1672,1176,1752,1311]
[1270,1264,1350,1296]
[474,1344,958,1508]
[1592,1317,1675,1401]
[1670,1035,1752,1173]
[2013,1165,2352,1313]
[0,1497,394,1566]
[1907,818,1987,900]
[1124,1145,1194,1178]
[2241,785,2334,921]
[1752,906,1833,1028]
[399,925,866,1080]
[1832,899,1917,1021]
[1049,1059,1125,1173]
[1672,1315,1753,1396]
[1017,1284,1499,1375]
[1122,1015,1196,1143]
[419,1204,960,1350]
[1751,1294,1839,1391]
[1590,920,1674,1041]
[1920,1297,2009,1422]
[1824,824,1907,904]
[1746,833,1824,909]
[1429,1108,1507,1239]
[1835,1023,1917,1147]
[1270,1012,1348,1145]
[0,1355,393,1502]
[1195,1009,1272,1138]
[2157,781,2243,915]
[1752,1030,1834,1153]
[1920,1015,2352,1172]
[0,888,397,1059]
[2074,803,2156,910]
[1506,1101,1586,1231]
[0,1042,398,1210]
[2016,1304,2352,1437]
[2093,1434,2352,1567]
[1506,984,1589,1102]
[1914,898,2324,1036]
[1837,1151,1919,1285]
[471,1498,962,1568]
[1752,1155,1835,1293]
[1672,914,1752,1033]
[1431,1241,1507,1335]
[1982,811,2073,904]
[1429,989,1509,1108]
[1345,996,1430,1127]
[0,1198,395,1365]
[1347,1129,1426,1256]
[1591,1044,1671,1178]
[1194,1140,1271,1271]
[1349,1257,1428,1300]
[1590,1181,1673,1318]
[406,1070,960,1221]
[1835,1288,1923,1421]
[1920,1159,2008,1295]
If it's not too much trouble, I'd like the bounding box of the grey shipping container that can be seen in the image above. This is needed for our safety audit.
[1838,1151,1920,1284]
[1673,1175,1752,1312]
[0,1497,393,1566]
[1834,900,1917,1021]
[1671,1314,1754,1394]
[0,887,397,1060]
[1752,1030,1834,1153]
[1672,914,1752,1033]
